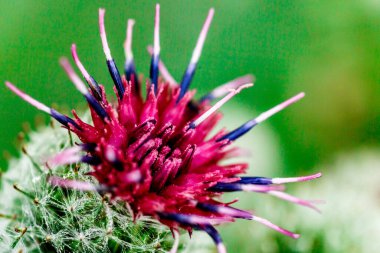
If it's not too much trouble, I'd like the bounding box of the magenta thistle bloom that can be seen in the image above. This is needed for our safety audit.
[6,5,321,253]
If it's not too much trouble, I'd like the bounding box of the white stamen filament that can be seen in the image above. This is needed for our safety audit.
[210,74,254,99]
[48,146,83,166]
[240,184,285,193]
[5,81,51,114]
[99,8,112,60]
[191,83,253,127]
[188,215,230,225]
[190,8,214,64]
[255,92,305,123]
[272,172,322,184]
[216,205,251,218]
[59,58,89,95]
[217,243,227,253]
[49,177,97,191]
[269,191,321,213]
[251,215,300,239]
[124,19,135,62]
[168,230,180,253]
[153,4,160,57]
[71,44,91,81]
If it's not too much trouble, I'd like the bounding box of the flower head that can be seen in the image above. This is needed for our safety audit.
[6,5,321,252]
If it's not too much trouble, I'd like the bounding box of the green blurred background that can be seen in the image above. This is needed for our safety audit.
[1,0,379,252]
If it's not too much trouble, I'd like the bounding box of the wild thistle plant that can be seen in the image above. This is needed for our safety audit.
[3,4,321,252]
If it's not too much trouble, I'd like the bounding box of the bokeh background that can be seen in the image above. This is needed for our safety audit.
[0,0,379,252]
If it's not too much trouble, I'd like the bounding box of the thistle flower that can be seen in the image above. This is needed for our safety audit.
[5,5,321,252]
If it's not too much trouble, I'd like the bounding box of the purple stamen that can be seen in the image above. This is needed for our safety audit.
[60,58,108,119]
[149,4,160,94]
[208,182,283,193]
[71,44,102,100]
[158,212,227,226]
[124,19,140,90]
[237,176,273,185]
[200,225,227,253]
[81,155,101,166]
[195,202,252,220]
[218,92,305,141]
[99,8,125,99]
[217,119,258,142]
[268,191,322,213]
[238,173,323,185]
[251,215,300,239]
[177,8,214,102]
[5,81,80,129]
[189,83,253,128]
[147,45,177,85]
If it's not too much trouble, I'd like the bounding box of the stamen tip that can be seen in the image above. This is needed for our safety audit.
[293,233,301,239]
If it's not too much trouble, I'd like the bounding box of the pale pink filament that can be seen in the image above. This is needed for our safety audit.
[71,44,91,81]
[153,4,160,57]
[269,191,321,213]
[209,74,254,99]
[251,215,300,239]
[124,19,135,63]
[59,58,89,95]
[240,184,285,193]
[49,177,97,191]
[168,230,180,253]
[99,8,112,60]
[191,83,253,127]
[255,92,305,123]
[190,8,215,64]
[48,146,83,166]
[5,82,51,114]
[272,172,322,184]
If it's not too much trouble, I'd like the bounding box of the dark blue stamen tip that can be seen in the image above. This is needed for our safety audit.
[196,202,252,220]
[196,202,219,213]
[50,109,81,130]
[217,119,258,142]
[199,224,223,245]
[188,122,196,129]
[149,54,159,94]
[124,61,140,91]
[81,155,101,165]
[187,100,200,112]
[88,76,102,101]
[157,212,193,226]
[177,63,196,103]
[84,94,109,120]
[237,177,272,185]
[208,182,241,192]
[81,143,97,152]
[107,59,125,99]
